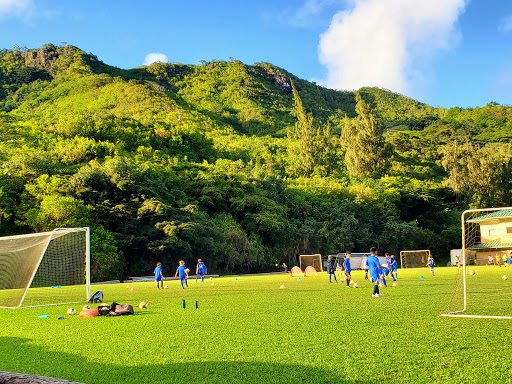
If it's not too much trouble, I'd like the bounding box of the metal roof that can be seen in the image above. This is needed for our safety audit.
[467,239,512,250]
[467,209,512,223]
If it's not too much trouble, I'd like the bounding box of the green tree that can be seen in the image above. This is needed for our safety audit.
[341,93,392,179]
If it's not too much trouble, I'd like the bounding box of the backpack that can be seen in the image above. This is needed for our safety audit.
[88,290,103,303]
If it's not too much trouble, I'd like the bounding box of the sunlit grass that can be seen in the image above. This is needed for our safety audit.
[0,266,511,383]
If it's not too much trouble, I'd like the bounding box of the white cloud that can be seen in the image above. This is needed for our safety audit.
[143,53,168,66]
[498,14,512,32]
[0,0,34,19]
[318,0,467,97]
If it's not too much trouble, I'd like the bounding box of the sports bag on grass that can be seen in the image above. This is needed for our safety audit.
[88,290,103,303]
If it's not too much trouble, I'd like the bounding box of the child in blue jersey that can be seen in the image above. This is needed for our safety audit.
[343,254,352,287]
[509,252,512,265]
[361,254,369,280]
[154,261,164,289]
[390,255,398,280]
[195,259,207,283]
[326,255,337,283]
[428,254,435,276]
[384,253,394,281]
[368,247,388,297]
[175,260,188,289]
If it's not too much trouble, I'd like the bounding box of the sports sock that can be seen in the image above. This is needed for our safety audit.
[201,275,204,283]
[373,285,378,295]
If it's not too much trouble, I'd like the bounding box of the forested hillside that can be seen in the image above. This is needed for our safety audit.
[1,44,511,280]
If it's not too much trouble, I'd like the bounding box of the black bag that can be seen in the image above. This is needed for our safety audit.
[88,290,103,303]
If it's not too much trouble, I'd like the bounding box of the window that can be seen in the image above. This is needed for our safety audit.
[507,227,512,234]
[489,229,497,236]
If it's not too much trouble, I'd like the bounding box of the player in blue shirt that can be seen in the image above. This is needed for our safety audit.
[380,262,388,287]
[361,255,369,280]
[154,261,164,289]
[195,259,207,283]
[326,255,337,283]
[428,255,435,276]
[390,255,398,280]
[343,254,352,287]
[175,260,189,289]
[368,247,388,297]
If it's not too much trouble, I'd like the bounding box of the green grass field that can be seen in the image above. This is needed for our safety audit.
[1,266,511,383]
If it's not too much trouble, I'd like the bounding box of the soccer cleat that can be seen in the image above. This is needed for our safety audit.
[372,294,379,297]
[377,293,384,297]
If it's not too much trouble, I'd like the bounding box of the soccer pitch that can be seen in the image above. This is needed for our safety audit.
[0,267,511,383]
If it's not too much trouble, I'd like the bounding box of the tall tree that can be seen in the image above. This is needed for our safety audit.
[341,92,392,179]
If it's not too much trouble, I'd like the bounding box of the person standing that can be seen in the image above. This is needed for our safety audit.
[361,254,369,280]
[343,254,352,288]
[154,262,164,289]
[195,259,207,283]
[368,247,388,297]
[428,254,435,276]
[175,260,189,289]
[326,255,337,283]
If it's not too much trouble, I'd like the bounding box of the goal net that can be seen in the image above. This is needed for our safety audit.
[400,250,430,269]
[299,254,323,272]
[0,227,90,308]
[442,207,512,319]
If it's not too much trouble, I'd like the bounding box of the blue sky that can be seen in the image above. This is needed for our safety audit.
[0,0,511,108]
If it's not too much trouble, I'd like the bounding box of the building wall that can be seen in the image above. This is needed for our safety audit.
[473,250,512,265]
[480,222,512,243]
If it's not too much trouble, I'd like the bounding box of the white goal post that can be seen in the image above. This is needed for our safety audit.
[0,227,90,308]
[400,249,431,269]
[441,207,512,319]
[299,254,323,272]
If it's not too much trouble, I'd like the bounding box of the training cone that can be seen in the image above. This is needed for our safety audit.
[126,285,130,289]
[131,287,136,291]
[392,282,398,287]
[419,276,424,279]
[297,277,301,280]
[279,284,286,289]
[211,282,215,286]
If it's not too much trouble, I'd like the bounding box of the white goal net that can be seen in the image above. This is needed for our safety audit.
[442,207,512,319]
[299,254,323,272]
[400,250,430,269]
[0,227,90,308]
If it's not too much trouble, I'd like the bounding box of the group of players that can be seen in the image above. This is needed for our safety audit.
[327,248,434,297]
[153,259,208,289]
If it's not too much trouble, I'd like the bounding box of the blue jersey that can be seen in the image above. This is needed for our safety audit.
[386,257,393,268]
[154,266,163,280]
[367,255,381,280]
[197,262,206,274]
[390,258,397,270]
[428,257,434,267]
[361,258,369,270]
[177,265,187,278]
[343,258,351,273]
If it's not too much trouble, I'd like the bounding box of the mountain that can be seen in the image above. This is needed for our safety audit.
[0,44,511,280]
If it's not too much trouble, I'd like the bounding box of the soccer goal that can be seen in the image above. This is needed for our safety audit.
[299,254,323,272]
[441,207,512,319]
[400,250,431,269]
[0,227,90,308]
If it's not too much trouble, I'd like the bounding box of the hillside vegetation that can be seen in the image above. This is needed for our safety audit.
[1,44,511,280]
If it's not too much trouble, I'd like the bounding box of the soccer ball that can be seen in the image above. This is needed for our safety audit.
[503,275,508,280]
[138,301,148,310]
[469,270,475,275]
[185,268,190,273]
[82,305,91,311]
[67,308,76,316]
[164,285,169,289]
[353,283,358,288]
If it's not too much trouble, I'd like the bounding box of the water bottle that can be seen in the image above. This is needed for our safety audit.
[194,300,198,309]
[182,299,186,309]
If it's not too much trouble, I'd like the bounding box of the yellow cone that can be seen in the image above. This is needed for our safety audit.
[279,284,286,289]
[392,282,398,287]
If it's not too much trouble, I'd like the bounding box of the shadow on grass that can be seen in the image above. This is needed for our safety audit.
[0,337,365,384]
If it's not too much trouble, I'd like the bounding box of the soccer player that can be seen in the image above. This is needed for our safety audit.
[368,247,388,297]
[195,259,207,283]
[488,255,494,266]
[326,255,337,283]
[455,254,460,268]
[343,254,352,287]
[361,254,369,280]
[336,262,343,279]
[385,253,396,281]
[496,254,501,267]
[390,255,398,280]
[428,254,435,276]
[379,262,388,287]
[175,260,188,289]
[509,252,512,266]
[503,253,508,266]
[154,261,164,289]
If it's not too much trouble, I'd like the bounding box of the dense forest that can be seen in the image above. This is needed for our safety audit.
[0,44,511,281]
